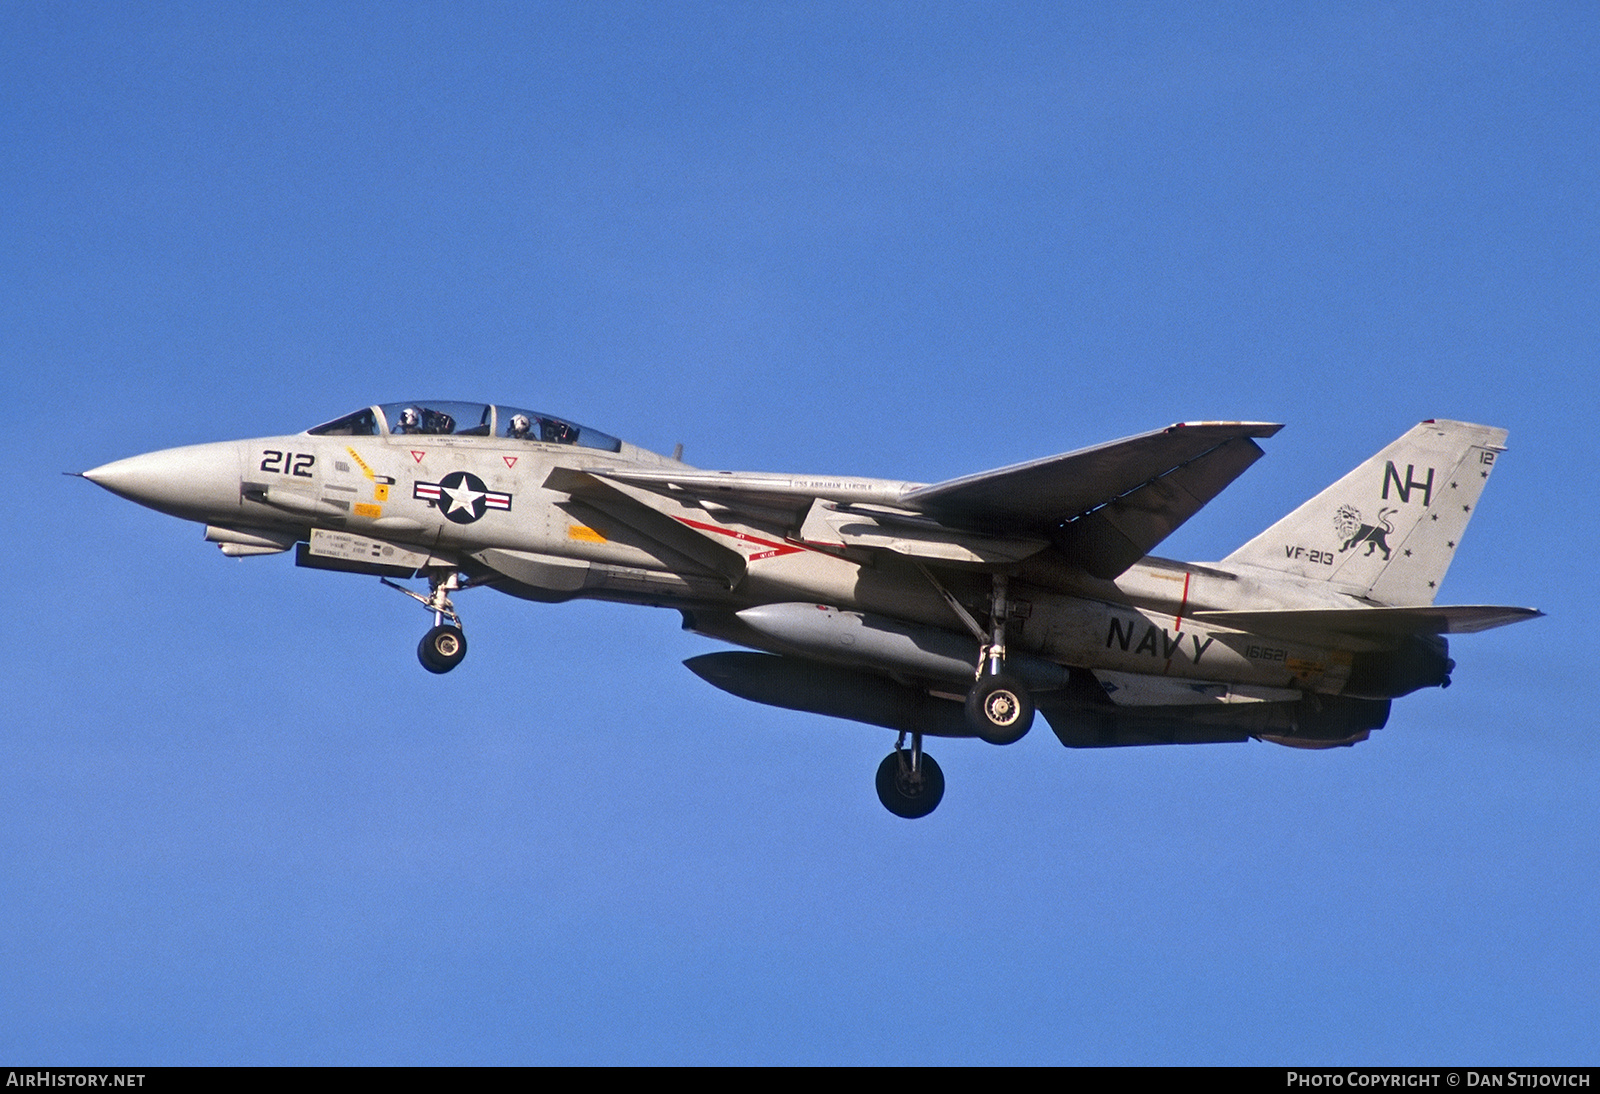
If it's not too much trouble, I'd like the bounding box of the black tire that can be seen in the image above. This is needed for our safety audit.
[875,750,945,819]
[966,673,1034,745]
[418,625,468,674]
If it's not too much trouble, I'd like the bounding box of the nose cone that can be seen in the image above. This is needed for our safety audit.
[83,441,243,521]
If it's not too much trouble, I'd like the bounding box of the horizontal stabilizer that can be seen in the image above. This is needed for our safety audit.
[1192,604,1544,639]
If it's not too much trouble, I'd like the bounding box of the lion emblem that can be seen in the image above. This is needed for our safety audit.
[1333,505,1396,560]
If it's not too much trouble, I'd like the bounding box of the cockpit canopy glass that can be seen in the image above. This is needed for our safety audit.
[494,405,621,450]
[380,401,494,437]
[306,402,621,451]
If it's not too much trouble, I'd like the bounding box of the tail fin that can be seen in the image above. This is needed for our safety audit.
[1222,420,1508,605]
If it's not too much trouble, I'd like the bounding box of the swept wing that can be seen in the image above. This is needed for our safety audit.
[584,421,1282,578]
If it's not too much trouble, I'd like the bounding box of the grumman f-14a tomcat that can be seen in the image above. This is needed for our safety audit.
[80,402,1541,817]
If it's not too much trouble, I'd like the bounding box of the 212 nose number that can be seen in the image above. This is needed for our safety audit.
[259,450,315,477]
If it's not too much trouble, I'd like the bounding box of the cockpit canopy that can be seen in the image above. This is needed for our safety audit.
[306,402,622,452]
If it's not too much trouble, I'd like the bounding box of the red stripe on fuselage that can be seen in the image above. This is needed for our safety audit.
[673,516,808,559]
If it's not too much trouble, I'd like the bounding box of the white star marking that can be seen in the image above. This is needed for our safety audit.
[440,475,485,517]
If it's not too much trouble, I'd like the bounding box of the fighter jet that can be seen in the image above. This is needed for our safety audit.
[80,402,1540,817]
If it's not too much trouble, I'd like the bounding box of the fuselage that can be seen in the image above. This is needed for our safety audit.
[83,403,1409,705]
[83,404,1538,816]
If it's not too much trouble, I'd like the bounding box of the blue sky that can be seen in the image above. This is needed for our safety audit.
[4,2,1596,1064]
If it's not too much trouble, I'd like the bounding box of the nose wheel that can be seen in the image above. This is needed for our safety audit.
[876,733,944,819]
[418,624,468,674]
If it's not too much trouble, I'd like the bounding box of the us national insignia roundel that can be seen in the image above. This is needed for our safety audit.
[413,471,513,524]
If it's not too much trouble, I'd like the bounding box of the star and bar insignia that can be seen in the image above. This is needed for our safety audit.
[414,471,513,524]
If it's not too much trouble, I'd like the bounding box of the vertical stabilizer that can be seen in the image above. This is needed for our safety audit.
[1222,420,1507,605]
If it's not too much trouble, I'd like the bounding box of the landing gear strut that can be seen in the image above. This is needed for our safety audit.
[876,732,945,819]
[917,565,1036,745]
[383,569,469,674]
[966,573,1034,744]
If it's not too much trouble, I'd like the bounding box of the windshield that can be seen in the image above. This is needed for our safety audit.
[306,402,622,451]
[305,407,379,436]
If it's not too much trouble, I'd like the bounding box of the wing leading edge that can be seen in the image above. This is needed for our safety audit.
[900,421,1282,525]
[904,421,1281,578]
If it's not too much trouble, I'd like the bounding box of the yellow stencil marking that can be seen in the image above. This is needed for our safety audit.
[353,503,383,519]
[344,447,376,480]
[568,524,607,543]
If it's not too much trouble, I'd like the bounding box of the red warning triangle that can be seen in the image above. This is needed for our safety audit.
[411,450,426,462]
[503,456,518,468]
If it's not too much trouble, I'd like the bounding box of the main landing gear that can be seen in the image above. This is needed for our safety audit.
[383,569,469,674]
[965,573,1035,744]
[918,566,1036,746]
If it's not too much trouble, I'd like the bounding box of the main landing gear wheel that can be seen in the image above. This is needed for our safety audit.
[915,565,1035,745]
[966,673,1034,745]
[418,624,467,674]
[876,749,945,819]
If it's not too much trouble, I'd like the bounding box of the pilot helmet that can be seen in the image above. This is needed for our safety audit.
[398,406,421,430]
[508,413,531,437]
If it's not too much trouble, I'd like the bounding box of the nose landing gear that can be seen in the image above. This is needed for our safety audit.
[876,732,945,819]
[383,568,470,674]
